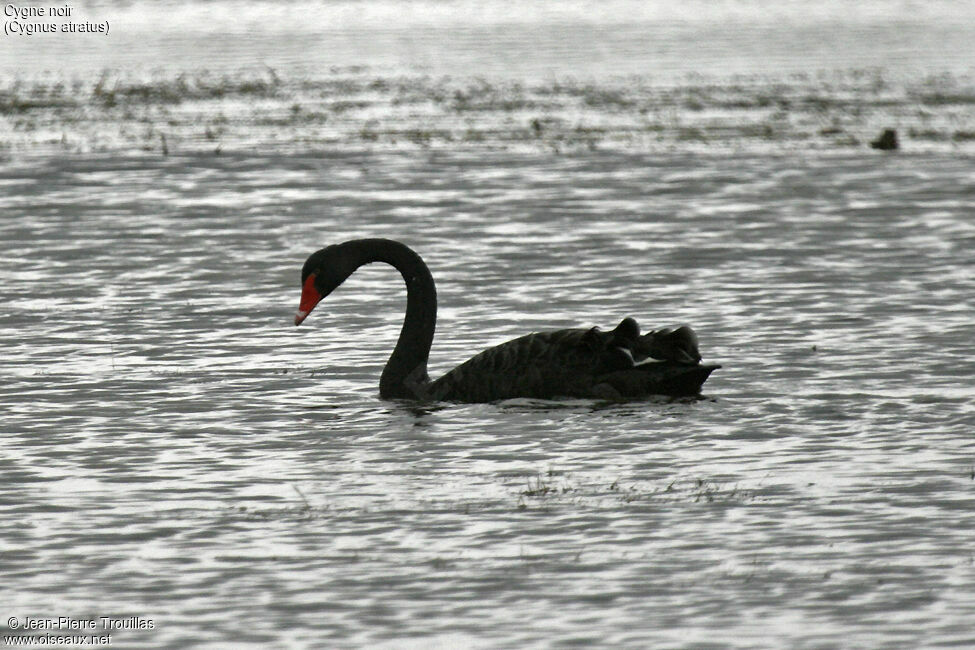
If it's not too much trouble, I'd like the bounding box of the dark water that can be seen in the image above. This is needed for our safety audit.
[3,1,975,648]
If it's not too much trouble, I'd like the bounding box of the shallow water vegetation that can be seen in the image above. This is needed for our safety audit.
[909,72,975,106]
[92,70,283,107]
[513,470,757,510]
[0,84,78,113]
[448,78,537,112]
[1,67,973,153]
[614,477,759,505]
[521,472,574,498]
[217,484,327,523]
[223,502,326,522]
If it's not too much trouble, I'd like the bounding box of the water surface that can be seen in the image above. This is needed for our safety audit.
[2,1,975,648]
[3,148,975,647]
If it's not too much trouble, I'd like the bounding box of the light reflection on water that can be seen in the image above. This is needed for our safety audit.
[2,148,975,647]
[4,0,974,79]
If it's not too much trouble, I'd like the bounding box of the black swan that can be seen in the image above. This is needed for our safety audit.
[294,239,719,402]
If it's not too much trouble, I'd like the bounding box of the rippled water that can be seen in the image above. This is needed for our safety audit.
[3,148,974,648]
[4,1,975,648]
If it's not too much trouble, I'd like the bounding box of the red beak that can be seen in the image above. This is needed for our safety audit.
[294,273,321,326]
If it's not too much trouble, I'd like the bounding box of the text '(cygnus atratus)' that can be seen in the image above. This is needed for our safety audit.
[294,239,719,402]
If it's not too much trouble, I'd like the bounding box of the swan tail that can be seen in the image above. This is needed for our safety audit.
[594,361,720,399]
[432,321,718,402]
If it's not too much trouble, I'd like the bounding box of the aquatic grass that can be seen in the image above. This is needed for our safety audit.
[612,477,759,506]
[0,78,85,113]
[522,472,574,498]
[908,72,975,106]
[448,79,539,112]
[92,70,283,106]
[0,91,78,113]
[580,86,637,110]
[2,67,973,154]
[223,503,326,522]
[217,484,324,522]
[513,470,757,510]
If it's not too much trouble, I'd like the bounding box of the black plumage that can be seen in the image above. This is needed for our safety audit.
[295,239,718,402]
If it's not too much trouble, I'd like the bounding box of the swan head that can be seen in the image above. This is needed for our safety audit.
[294,244,359,325]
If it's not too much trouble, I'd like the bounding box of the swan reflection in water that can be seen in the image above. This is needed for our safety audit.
[294,239,719,403]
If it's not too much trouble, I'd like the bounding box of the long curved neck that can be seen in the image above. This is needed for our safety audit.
[345,240,437,399]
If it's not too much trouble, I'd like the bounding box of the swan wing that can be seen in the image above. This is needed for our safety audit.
[429,320,717,402]
[431,328,612,402]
